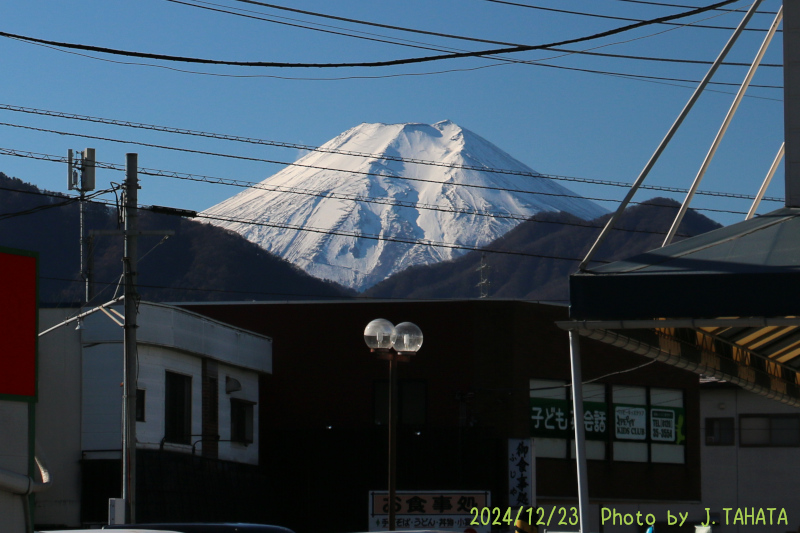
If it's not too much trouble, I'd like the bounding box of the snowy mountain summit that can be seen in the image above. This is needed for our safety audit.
[201,121,607,291]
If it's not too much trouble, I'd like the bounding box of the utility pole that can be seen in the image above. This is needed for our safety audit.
[122,153,139,524]
[88,154,173,525]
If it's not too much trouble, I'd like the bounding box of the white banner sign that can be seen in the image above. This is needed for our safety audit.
[615,406,647,440]
[508,438,534,508]
[369,490,491,533]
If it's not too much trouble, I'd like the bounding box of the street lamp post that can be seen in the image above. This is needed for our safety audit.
[364,319,423,532]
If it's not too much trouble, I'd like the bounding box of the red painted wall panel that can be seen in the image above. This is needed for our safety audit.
[0,251,37,397]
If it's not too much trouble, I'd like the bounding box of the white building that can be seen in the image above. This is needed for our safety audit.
[699,380,800,533]
[35,301,272,529]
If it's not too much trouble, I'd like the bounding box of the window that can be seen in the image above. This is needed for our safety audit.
[165,371,192,444]
[705,417,734,446]
[374,380,427,426]
[136,389,146,422]
[231,399,254,444]
[740,415,800,447]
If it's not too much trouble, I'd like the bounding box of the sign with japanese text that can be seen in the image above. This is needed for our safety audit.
[369,490,491,533]
[508,439,534,508]
[614,405,647,440]
[0,249,37,400]
[529,398,608,440]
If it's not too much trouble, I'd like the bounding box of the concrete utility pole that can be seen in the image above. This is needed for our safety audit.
[122,153,139,524]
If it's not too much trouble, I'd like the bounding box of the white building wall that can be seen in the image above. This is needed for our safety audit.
[136,344,203,453]
[78,302,268,465]
[217,363,259,465]
[699,386,800,533]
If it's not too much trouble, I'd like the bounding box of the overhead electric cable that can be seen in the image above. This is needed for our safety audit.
[13,36,785,93]
[165,0,471,52]
[0,137,705,235]
[0,182,613,263]
[0,104,782,203]
[170,0,782,68]
[0,122,779,212]
[167,0,783,80]
[609,0,777,13]
[0,0,741,68]
[0,144,755,233]
[171,0,474,50]
[478,0,777,31]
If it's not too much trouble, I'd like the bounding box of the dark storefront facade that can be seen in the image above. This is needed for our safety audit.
[181,299,701,533]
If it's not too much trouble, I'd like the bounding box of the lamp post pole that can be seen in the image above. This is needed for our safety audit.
[388,354,398,531]
[364,319,423,532]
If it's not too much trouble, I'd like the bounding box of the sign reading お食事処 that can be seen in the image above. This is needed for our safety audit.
[369,490,490,533]
[0,248,37,400]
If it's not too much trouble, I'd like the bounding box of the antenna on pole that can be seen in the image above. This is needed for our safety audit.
[71,148,97,303]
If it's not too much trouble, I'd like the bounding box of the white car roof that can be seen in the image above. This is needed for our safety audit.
[40,530,181,533]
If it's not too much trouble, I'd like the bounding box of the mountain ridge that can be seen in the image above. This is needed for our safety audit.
[363,197,723,302]
[202,120,608,291]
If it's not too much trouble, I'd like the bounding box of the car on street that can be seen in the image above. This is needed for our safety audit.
[103,524,296,533]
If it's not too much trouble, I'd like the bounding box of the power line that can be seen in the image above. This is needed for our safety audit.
[0,104,784,204]
[164,0,783,101]
[40,273,573,304]
[478,0,778,31]
[170,0,784,68]
[11,8,783,88]
[165,0,784,87]
[0,180,613,264]
[0,135,763,220]
[608,0,778,14]
[0,141,702,237]
[165,0,472,52]
[529,60,781,90]
[14,28,784,94]
[0,0,741,68]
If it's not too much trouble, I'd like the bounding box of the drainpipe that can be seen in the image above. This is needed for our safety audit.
[0,455,52,533]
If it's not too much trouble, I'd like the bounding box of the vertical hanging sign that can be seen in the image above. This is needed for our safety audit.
[508,438,535,508]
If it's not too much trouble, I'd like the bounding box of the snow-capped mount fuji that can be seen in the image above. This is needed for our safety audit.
[201,120,607,291]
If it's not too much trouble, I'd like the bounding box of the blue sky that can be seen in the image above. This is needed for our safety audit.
[0,0,786,227]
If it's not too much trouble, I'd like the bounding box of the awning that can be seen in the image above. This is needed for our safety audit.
[566,208,800,405]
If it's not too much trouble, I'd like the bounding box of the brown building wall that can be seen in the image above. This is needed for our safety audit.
[182,299,700,531]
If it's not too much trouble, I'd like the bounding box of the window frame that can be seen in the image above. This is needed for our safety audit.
[705,417,735,446]
[164,371,192,445]
[136,388,146,422]
[230,398,255,445]
[739,414,800,447]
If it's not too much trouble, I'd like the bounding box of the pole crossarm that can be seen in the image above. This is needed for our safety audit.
[37,296,125,337]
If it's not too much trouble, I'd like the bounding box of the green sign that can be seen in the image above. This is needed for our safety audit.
[529,398,608,440]
[530,399,685,444]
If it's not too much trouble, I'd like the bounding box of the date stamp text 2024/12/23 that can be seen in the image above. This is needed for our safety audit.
[469,506,789,529]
